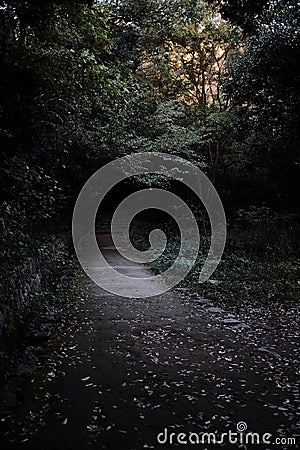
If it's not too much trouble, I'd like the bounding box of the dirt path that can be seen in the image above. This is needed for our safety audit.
[0,235,298,449]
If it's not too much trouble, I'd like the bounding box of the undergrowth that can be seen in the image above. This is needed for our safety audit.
[134,218,300,308]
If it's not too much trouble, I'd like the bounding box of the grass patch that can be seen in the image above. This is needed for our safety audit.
[134,221,300,308]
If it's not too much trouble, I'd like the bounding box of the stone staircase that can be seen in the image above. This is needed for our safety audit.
[96,215,129,235]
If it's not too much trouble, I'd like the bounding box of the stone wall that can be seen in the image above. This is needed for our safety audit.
[0,238,70,382]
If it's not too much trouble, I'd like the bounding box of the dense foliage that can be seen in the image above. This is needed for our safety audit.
[0,1,126,261]
[0,0,299,302]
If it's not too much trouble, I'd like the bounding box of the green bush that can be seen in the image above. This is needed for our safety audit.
[135,215,300,307]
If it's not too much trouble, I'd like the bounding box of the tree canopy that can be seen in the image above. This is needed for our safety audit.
[0,0,299,261]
